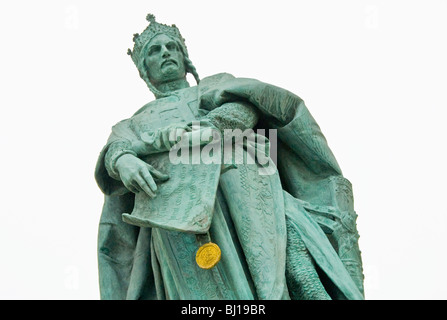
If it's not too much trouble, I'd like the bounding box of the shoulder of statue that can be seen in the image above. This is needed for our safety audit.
[130,73,238,116]
[201,72,235,83]
[131,100,156,116]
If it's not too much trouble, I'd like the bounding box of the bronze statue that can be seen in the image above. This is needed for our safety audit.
[95,14,364,300]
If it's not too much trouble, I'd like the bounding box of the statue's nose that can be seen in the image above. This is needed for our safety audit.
[161,46,170,58]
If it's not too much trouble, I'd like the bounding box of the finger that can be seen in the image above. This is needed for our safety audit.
[168,128,176,143]
[177,132,192,148]
[162,129,172,150]
[169,127,180,142]
[184,125,192,132]
[198,89,221,110]
[140,168,158,192]
[178,128,188,141]
[124,181,140,194]
[135,174,156,198]
[190,130,203,146]
[131,180,145,193]
[191,123,201,131]
[147,165,170,182]
[169,128,184,144]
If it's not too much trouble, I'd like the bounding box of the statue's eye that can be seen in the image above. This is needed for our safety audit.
[148,45,161,56]
[166,42,177,51]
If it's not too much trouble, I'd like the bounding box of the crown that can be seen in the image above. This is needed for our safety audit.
[127,14,189,69]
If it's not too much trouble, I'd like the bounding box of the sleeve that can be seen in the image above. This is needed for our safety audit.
[95,119,139,196]
[104,140,138,181]
[199,77,342,175]
[202,101,260,132]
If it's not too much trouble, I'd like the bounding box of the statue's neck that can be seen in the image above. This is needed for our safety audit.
[154,78,190,98]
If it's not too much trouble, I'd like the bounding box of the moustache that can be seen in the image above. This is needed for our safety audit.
[161,59,178,68]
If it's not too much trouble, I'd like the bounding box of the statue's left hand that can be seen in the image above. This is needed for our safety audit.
[199,78,262,111]
[134,123,191,156]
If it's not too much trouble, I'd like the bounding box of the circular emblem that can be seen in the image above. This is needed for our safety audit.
[195,242,221,269]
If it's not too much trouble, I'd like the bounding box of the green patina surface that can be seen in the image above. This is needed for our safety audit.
[95,14,364,300]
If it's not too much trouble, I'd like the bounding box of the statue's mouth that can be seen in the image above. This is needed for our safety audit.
[161,59,177,68]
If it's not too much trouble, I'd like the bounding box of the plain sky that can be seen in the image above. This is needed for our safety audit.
[0,0,446,299]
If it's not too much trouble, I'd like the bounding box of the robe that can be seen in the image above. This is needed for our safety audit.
[94,73,364,300]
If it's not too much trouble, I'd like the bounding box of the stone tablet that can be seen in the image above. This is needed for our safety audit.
[122,152,221,233]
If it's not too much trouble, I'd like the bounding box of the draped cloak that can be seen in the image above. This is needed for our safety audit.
[94,73,364,300]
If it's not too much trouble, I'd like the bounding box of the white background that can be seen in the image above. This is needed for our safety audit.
[0,0,446,300]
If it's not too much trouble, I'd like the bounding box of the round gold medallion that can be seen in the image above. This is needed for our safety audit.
[195,242,221,269]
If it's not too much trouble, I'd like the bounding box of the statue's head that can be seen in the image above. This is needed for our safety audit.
[128,14,199,97]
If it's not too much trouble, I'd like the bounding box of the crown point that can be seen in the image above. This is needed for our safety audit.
[127,48,132,55]
[133,33,139,41]
[146,14,156,23]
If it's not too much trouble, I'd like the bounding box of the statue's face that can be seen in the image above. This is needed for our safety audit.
[144,34,186,85]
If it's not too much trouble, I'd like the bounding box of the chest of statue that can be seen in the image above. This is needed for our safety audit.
[130,86,200,135]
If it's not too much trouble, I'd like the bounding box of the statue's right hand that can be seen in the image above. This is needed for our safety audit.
[115,154,169,197]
